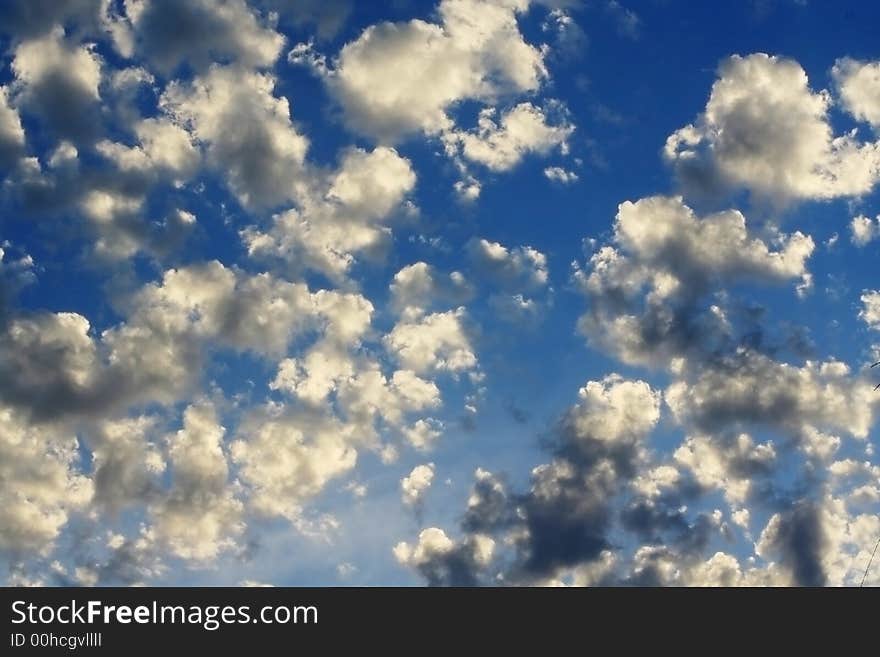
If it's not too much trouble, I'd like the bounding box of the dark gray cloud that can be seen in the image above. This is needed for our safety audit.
[123,0,284,76]
[0,0,102,41]
[259,0,353,40]
[758,501,828,586]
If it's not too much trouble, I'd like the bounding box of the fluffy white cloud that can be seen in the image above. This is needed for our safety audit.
[231,405,358,522]
[443,103,573,171]
[390,262,474,319]
[242,147,416,281]
[96,118,199,183]
[0,406,92,555]
[544,166,578,183]
[467,238,549,292]
[754,493,880,586]
[102,263,317,407]
[0,262,336,424]
[401,463,436,506]
[149,403,243,562]
[859,290,880,330]
[161,65,309,209]
[568,374,661,445]
[665,54,880,203]
[396,374,663,585]
[674,433,775,505]
[833,58,880,130]
[851,214,880,246]
[384,308,478,374]
[328,0,546,142]
[88,415,164,512]
[402,418,445,450]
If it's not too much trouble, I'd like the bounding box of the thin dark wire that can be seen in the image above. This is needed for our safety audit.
[861,535,880,587]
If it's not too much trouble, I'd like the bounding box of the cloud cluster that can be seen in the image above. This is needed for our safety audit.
[574,195,813,367]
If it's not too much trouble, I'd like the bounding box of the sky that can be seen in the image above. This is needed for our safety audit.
[0,0,879,587]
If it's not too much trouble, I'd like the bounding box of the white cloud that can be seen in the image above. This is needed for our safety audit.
[161,65,309,209]
[544,166,578,183]
[402,418,444,450]
[96,118,199,183]
[149,403,243,562]
[851,214,880,246]
[860,290,880,330]
[568,374,661,445]
[466,238,549,292]
[665,54,880,203]
[0,405,92,555]
[390,262,474,319]
[384,308,478,374]
[833,57,880,130]
[242,146,416,281]
[674,433,775,505]
[443,102,573,172]
[401,463,436,506]
[88,415,164,512]
[231,405,358,522]
[327,0,546,142]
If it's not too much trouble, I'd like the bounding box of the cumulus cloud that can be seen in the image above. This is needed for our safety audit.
[231,404,358,523]
[393,527,494,586]
[121,0,284,75]
[673,433,776,505]
[467,238,552,325]
[0,406,93,556]
[401,463,436,506]
[851,214,880,246]
[544,166,579,183]
[87,415,164,513]
[466,238,549,292]
[161,65,309,210]
[11,27,104,143]
[666,351,877,441]
[384,308,478,375]
[665,54,880,204]
[390,263,474,320]
[327,0,547,142]
[859,290,880,331]
[443,102,574,172]
[833,58,880,130]
[260,0,353,40]
[242,147,417,281]
[0,0,104,41]
[0,262,345,423]
[149,403,243,562]
[0,87,27,175]
[396,375,663,585]
[574,195,814,367]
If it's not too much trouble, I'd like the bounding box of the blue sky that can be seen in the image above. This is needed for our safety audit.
[1,0,879,586]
